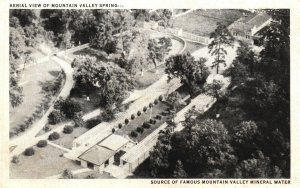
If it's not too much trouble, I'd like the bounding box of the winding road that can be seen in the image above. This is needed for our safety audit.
[9,55,75,157]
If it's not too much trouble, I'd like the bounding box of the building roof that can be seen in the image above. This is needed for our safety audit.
[73,122,112,145]
[248,13,271,28]
[228,13,271,33]
[98,134,129,151]
[78,145,115,166]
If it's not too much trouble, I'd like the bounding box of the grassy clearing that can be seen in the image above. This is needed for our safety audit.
[10,145,82,179]
[184,41,206,54]
[134,64,166,90]
[173,9,245,37]
[52,127,89,149]
[116,101,171,142]
[10,60,63,133]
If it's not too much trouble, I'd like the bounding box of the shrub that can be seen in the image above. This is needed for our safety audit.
[125,119,129,124]
[159,95,163,101]
[48,110,65,125]
[63,126,74,134]
[154,99,158,105]
[86,117,102,129]
[112,128,115,133]
[149,119,154,124]
[11,156,19,164]
[43,125,51,132]
[9,131,15,138]
[156,115,162,120]
[143,106,147,112]
[149,103,153,108]
[86,174,96,179]
[62,169,73,179]
[137,111,141,116]
[24,147,35,156]
[118,123,122,129]
[48,132,60,140]
[136,127,144,133]
[149,119,156,124]
[131,114,135,120]
[19,124,26,132]
[130,131,138,138]
[37,140,48,148]
[143,122,151,129]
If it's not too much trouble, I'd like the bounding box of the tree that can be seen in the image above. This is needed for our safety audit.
[61,29,72,50]
[101,107,115,122]
[165,53,209,95]
[234,151,282,178]
[166,91,181,111]
[148,37,172,69]
[48,110,65,124]
[203,79,225,100]
[173,160,188,178]
[72,56,134,109]
[180,119,236,176]
[149,129,172,177]
[155,9,173,28]
[232,121,259,160]
[115,10,135,53]
[148,39,162,68]
[158,37,172,59]
[208,22,234,74]
[10,9,37,27]
[129,30,150,75]
[54,98,82,119]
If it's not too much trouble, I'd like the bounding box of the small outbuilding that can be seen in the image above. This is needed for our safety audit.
[78,134,130,174]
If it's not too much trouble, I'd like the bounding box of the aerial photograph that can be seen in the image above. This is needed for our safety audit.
[9,9,290,179]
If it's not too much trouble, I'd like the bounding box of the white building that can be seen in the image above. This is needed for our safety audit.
[228,13,272,45]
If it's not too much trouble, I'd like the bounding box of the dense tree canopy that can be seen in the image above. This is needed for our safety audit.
[148,10,290,179]
[165,53,209,96]
[71,56,134,109]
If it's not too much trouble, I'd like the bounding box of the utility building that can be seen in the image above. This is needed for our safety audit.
[78,134,130,174]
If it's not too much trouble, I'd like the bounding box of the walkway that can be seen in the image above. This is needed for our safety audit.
[48,141,71,152]
[104,165,131,179]
[9,47,78,157]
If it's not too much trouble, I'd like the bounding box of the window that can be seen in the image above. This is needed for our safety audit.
[246,35,250,39]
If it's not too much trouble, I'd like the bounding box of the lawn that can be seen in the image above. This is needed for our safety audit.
[134,64,166,90]
[116,101,171,142]
[10,145,82,179]
[52,126,89,149]
[173,9,246,37]
[184,41,206,54]
[10,60,63,133]
[134,32,185,90]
